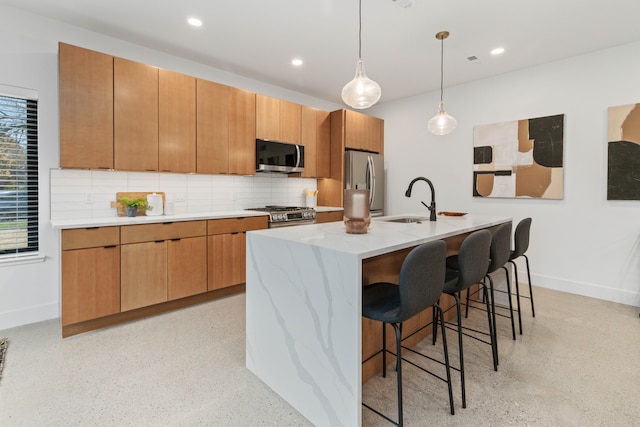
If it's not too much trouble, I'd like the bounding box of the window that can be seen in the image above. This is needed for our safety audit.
[0,90,38,258]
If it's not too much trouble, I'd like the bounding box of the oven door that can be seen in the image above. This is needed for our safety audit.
[269,219,316,228]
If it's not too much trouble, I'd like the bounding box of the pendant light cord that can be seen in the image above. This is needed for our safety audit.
[358,0,362,59]
[439,36,444,103]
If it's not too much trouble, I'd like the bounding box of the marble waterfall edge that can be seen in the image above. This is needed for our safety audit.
[246,232,362,427]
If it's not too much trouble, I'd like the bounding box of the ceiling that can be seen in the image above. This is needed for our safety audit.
[6,0,640,106]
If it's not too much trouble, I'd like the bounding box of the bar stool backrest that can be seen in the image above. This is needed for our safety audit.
[397,240,446,321]
[488,222,513,274]
[511,218,532,259]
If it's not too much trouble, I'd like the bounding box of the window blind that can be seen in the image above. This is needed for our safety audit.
[0,93,38,257]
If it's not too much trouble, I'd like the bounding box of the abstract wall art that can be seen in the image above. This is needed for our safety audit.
[607,103,640,200]
[473,114,564,199]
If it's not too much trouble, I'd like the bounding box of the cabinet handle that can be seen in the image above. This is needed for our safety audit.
[155,240,165,243]
[162,222,174,225]
[85,227,99,230]
[171,238,181,241]
[103,245,117,249]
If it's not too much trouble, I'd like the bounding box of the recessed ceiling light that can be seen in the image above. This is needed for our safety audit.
[188,17,202,27]
[291,58,303,66]
[491,47,505,55]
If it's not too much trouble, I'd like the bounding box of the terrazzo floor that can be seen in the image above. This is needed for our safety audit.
[0,286,639,426]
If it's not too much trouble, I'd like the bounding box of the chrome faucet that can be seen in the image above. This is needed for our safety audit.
[405,177,437,221]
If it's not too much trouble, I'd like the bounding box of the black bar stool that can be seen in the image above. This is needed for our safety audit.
[508,218,535,334]
[362,240,454,426]
[433,229,495,409]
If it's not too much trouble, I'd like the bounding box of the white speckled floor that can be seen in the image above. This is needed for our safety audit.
[0,286,639,426]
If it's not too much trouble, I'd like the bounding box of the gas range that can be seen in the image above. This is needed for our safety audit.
[246,205,316,228]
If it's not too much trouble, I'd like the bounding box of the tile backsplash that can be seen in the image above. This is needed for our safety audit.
[50,169,318,220]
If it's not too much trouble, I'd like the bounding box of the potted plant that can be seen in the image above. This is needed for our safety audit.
[118,196,151,217]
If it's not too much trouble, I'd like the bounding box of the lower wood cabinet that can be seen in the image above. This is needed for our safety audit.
[61,227,121,326]
[167,236,208,300]
[316,210,343,223]
[120,240,168,311]
[208,233,245,291]
[60,216,266,336]
[120,221,207,312]
[207,216,268,291]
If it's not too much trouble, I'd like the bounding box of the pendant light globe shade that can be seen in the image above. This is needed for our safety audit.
[427,101,457,135]
[341,59,381,109]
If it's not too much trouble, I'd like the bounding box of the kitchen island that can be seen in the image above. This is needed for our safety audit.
[245,213,511,427]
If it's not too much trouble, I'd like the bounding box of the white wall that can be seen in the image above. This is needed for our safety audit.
[0,5,341,330]
[371,41,640,307]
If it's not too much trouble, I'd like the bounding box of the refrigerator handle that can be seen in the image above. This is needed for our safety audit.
[367,155,375,207]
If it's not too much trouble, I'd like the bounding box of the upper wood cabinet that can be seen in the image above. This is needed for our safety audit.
[59,43,114,169]
[228,87,256,175]
[256,94,301,144]
[197,81,256,175]
[114,57,159,171]
[342,109,384,154]
[159,69,196,173]
[301,107,331,178]
[197,79,230,174]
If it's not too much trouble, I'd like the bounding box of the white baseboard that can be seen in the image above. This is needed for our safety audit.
[0,302,58,331]
[528,272,640,307]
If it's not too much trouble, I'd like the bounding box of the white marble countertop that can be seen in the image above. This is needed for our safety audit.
[248,213,511,259]
[50,206,344,229]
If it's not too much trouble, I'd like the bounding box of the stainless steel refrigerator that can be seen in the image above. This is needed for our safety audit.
[344,150,385,217]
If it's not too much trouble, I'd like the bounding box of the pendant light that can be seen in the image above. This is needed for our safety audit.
[427,31,457,135]
[341,0,381,109]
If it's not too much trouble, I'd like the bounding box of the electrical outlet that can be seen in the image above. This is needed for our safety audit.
[84,192,94,204]
[175,195,185,202]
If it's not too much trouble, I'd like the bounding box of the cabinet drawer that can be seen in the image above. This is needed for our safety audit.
[62,227,120,250]
[316,210,344,223]
[208,216,268,235]
[121,220,206,244]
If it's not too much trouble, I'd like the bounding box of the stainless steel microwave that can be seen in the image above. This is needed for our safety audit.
[256,139,305,173]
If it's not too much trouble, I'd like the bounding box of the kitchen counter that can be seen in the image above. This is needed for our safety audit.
[245,213,511,427]
[50,210,268,229]
[50,206,343,229]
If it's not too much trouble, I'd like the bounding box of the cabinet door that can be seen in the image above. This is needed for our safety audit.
[301,106,317,178]
[344,109,384,154]
[316,109,331,178]
[62,246,120,325]
[302,107,331,178]
[114,58,159,171]
[316,210,343,223]
[279,100,301,144]
[208,232,245,290]
[59,43,114,169]
[159,69,196,173]
[228,88,256,175]
[256,94,280,141]
[196,79,230,174]
[121,241,167,311]
[167,236,207,300]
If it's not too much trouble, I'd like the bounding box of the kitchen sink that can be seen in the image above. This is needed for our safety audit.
[383,216,430,223]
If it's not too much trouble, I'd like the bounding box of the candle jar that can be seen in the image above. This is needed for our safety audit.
[344,189,371,234]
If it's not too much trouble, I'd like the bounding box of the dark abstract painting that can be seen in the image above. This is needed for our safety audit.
[608,103,640,200]
[473,114,564,199]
